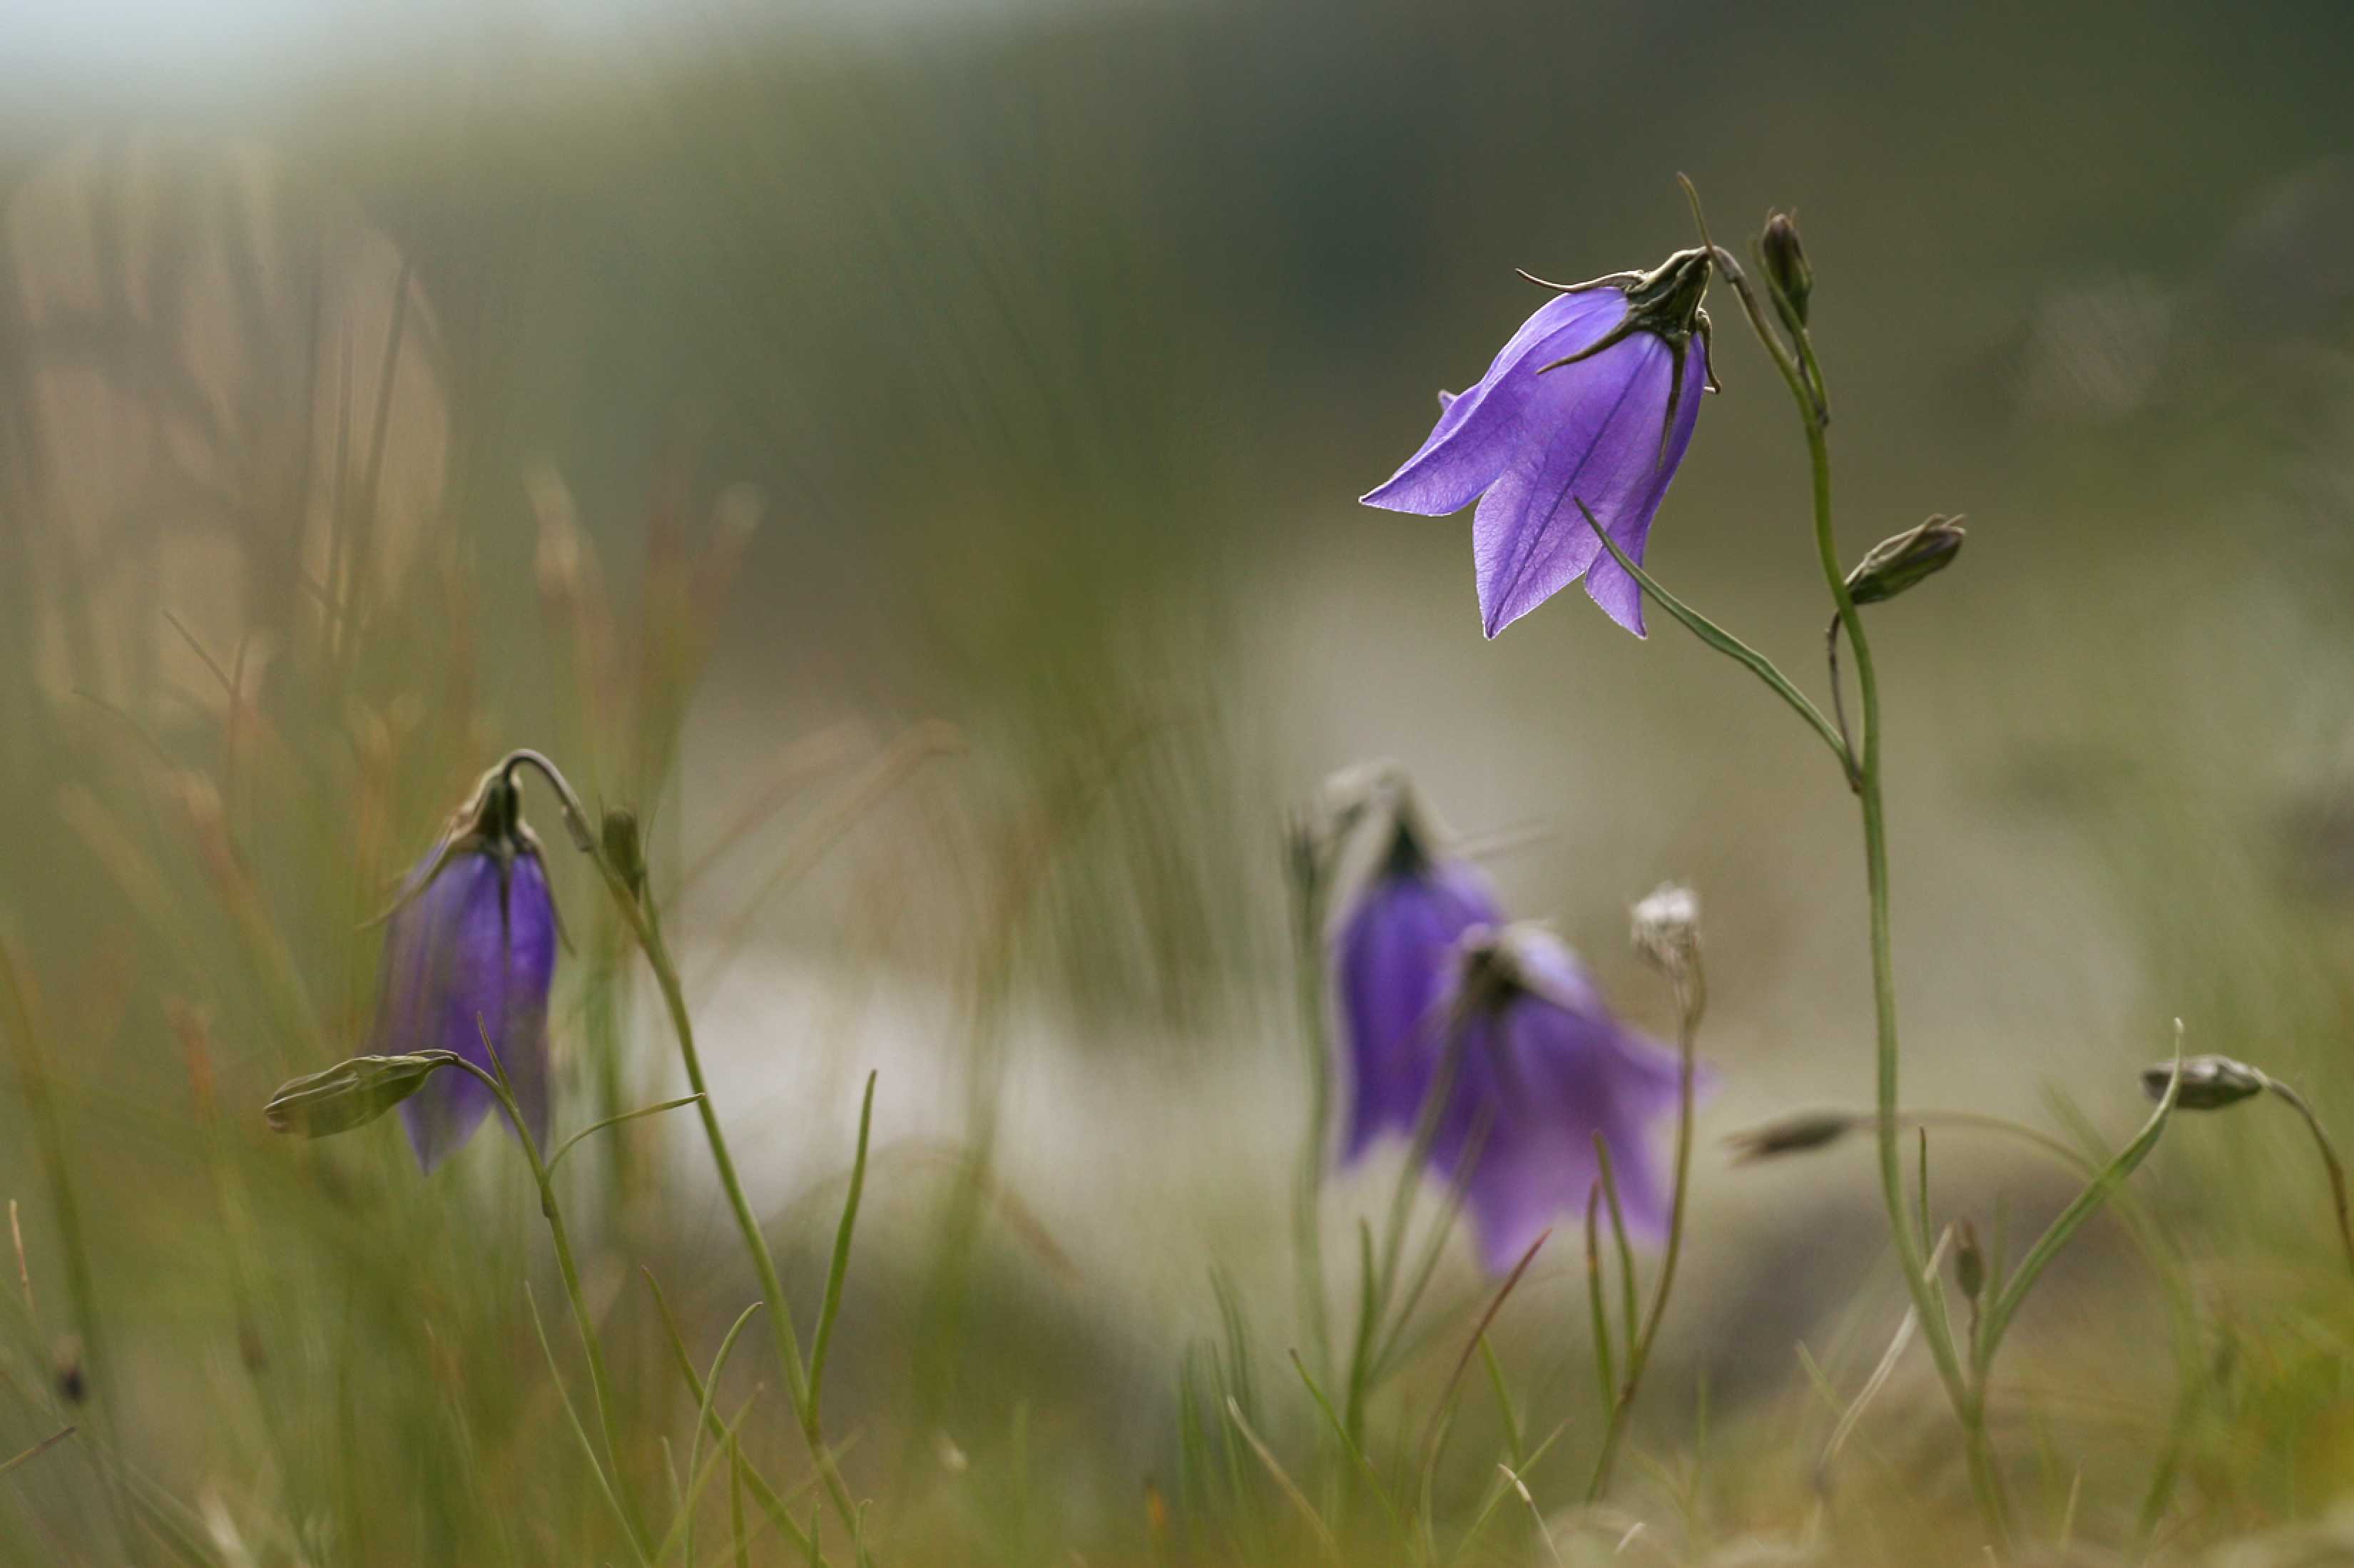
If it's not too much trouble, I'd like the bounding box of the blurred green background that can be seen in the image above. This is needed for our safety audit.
[6,0,2354,1562]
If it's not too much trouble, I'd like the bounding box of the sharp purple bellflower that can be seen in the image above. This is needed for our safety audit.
[1362,248,1714,638]
[1432,924,1683,1274]
[1329,771,1505,1164]
[369,760,558,1171]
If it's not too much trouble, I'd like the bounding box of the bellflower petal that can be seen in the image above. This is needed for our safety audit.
[370,804,558,1172]
[1363,250,1713,639]
[1430,927,1685,1274]
[1361,290,1629,517]
[1334,857,1504,1161]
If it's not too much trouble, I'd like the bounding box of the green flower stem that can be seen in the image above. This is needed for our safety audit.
[1688,205,2014,1546]
[503,749,870,1557]
[1286,834,1335,1388]
[2261,1078,2354,1282]
[1798,372,2011,1549]
[1585,966,1703,1500]
[621,892,866,1555]
[445,1044,655,1562]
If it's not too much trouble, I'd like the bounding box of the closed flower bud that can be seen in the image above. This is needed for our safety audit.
[1723,1109,1857,1164]
[265,1053,453,1137]
[1761,210,1812,325]
[601,808,647,898]
[1845,516,1967,606]
[1953,1218,1987,1303]
[2143,1054,2268,1111]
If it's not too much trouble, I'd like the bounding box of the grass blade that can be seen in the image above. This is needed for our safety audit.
[807,1071,877,1418]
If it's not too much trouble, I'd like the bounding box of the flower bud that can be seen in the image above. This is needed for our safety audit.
[1630,882,1701,978]
[2142,1054,2267,1111]
[601,808,647,898]
[1953,1219,1987,1304]
[1761,210,1812,325]
[1723,1109,1857,1165]
[1845,516,1967,606]
[265,1053,454,1138]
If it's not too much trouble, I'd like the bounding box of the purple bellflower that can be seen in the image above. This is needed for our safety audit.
[369,762,558,1171]
[1330,773,1507,1164]
[1362,248,1715,639]
[1429,924,1683,1274]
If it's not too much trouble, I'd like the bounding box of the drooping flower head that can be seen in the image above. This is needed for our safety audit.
[1325,765,1505,1163]
[1362,248,1714,639]
[1427,923,1683,1273]
[369,760,559,1171]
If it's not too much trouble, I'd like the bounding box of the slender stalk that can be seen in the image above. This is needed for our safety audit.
[501,750,869,1552]
[1586,968,1702,1500]
[1285,826,1335,1385]
[2263,1080,2354,1281]
[1693,210,2013,1545]
[1804,389,2010,1547]
[1576,504,1850,773]
[628,895,865,1549]
[448,1044,655,1561]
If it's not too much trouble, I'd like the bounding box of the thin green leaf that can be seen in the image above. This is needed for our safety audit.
[1980,1038,2183,1362]
[1226,1397,1340,1567]
[524,1281,648,1564]
[1577,499,1850,768]
[545,1095,707,1175]
[1584,1184,1616,1408]
[681,1302,767,1568]
[807,1071,877,1421]
[1593,1134,1638,1355]
[1287,1349,1402,1539]
[653,1398,758,1564]
[641,1269,822,1564]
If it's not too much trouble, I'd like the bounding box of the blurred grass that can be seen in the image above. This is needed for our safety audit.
[3,0,2354,1562]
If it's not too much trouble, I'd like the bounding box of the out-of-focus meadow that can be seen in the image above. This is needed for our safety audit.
[6,0,2354,1562]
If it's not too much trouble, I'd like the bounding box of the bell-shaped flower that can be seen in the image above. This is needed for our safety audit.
[1329,772,1505,1164]
[1362,248,1713,639]
[367,762,559,1171]
[1428,924,1683,1273]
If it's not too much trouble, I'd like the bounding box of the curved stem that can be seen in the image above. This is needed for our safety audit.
[1753,295,2011,1545]
[630,895,866,1552]
[1579,504,1852,772]
[1286,839,1335,1386]
[1585,970,1703,1500]
[2262,1080,2354,1283]
[504,749,870,1557]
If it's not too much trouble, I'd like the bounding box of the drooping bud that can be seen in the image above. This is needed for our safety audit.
[1760,210,1812,325]
[1723,1109,1858,1165]
[2143,1054,2268,1111]
[265,1052,454,1137]
[1845,516,1967,606]
[1953,1218,1987,1304]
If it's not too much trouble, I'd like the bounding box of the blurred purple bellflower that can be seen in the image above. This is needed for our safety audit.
[1324,768,1683,1273]
[1330,771,1506,1162]
[369,760,559,1171]
[1435,924,1684,1273]
[1362,248,1714,638]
